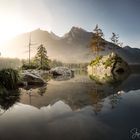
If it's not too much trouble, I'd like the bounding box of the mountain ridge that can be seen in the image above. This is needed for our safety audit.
[2,26,140,64]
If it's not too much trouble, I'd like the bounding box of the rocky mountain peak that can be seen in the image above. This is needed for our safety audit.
[63,26,92,42]
[70,26,86,33]
[50,31,60,40]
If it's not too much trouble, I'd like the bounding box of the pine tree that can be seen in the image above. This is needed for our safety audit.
[35,44,50,70]
[110,32,123,51]
[90,24,105,56]
[111,32,119,44]
[110,32,119,52]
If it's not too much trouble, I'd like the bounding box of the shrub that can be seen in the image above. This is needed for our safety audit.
[0,68,19,90]
[38,65,50,70]
[21,62,50,70]
[21,64,38,70]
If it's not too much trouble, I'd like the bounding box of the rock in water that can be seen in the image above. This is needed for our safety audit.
[20,72,46,86]
[87,53,130,84]
[50,67,74,76]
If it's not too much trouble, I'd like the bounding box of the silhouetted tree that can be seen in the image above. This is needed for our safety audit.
[110,32,123,51]
[110,32,119,52]
[35,44,50,70]
[111,32,119,45]
[90,24,105,56]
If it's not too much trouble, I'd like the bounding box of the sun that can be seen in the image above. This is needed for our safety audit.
[0,14,25,45]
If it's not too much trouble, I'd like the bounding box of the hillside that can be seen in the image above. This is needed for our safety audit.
[2,27,140,64]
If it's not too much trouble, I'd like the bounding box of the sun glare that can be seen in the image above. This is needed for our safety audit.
[0,14,25,45]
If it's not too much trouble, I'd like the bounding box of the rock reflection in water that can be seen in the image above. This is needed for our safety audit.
[52,75,73,81]
[52,73,74,81]
[89,68,130,84]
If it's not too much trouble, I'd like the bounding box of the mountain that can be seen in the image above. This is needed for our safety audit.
[2,26,140,64]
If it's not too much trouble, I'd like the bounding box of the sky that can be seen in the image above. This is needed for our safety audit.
[0,0,140,48]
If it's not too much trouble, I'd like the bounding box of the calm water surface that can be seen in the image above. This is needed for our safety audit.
[0,71,140,140]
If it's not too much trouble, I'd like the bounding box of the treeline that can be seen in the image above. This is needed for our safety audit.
[50,59,88,69]
[0,57,21,70]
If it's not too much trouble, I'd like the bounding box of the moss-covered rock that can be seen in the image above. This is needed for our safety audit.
[87,53,130,84]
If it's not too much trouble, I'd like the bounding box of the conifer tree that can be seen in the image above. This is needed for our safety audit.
[110,32,123,51]
[90,24,105,56]
[111,32,119,45]
[35,44,50,70]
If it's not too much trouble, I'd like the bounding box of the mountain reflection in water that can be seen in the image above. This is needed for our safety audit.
[0,71,140,140]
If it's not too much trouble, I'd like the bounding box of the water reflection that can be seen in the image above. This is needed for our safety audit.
[0,70,140,140]
[109,93,122,109]
[52,74,74,81]
[0,101,111,140]
[0,89,20,111]
[18,72,140,111]
[38,86,47,96]
[0,89,140,140]
[89,69,130,85]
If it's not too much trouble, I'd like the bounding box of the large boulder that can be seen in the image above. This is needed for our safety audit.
[87,53,130,84]
[20,71,46,86]
[50,67,74,76]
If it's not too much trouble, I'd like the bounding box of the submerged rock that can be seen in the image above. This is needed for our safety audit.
[50,67,74,76]
[87,53,130,84]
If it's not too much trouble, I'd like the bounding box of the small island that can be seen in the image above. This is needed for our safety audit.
[87,52,130,84]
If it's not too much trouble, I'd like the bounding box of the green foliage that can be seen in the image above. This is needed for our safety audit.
[21,63,38,70]
[0,85,8,95]
[0,68,19,90]
[104,58,115,68]
[90,24,106,55]
[21,59,39,70]
[21,44,50,70]
[34,44,50,70]
[90,56,103,66]
[103,55,122,68]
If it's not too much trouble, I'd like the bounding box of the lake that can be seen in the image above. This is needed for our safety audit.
[0,70,140,140]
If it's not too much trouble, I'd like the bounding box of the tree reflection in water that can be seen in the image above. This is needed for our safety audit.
[109,93,122,109]
[89,81,124,114]
[38,86,47,96]
[89,85,104,115]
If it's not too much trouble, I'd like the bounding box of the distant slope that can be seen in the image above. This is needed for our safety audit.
[2,27,140,63]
